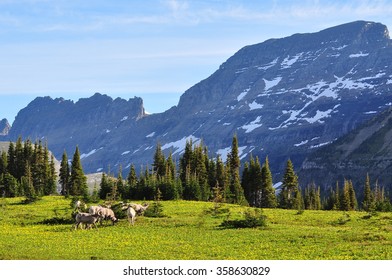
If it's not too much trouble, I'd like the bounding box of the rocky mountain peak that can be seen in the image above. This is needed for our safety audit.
[0,118,10,136]
[5,21,392,183]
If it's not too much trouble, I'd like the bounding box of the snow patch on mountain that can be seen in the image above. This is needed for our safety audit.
[146,132,155,138]
[248,101,263,110]
[303,108,334,124]
[332,45,348,50]
[257,58,279,70]
[281,53,302,69]
[294,140,309,147]
[241,116,262,133]
[217,145,248,162]
[237,87,251,101]
[81,147,103,159]
[264,77,282,91]
[161,135,200,155]
[349,52,369,58]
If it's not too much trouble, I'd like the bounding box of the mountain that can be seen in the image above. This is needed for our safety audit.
[6,93,146,171]
[0,119,10,136]
[4,21,392,183]
[300,106,392,192]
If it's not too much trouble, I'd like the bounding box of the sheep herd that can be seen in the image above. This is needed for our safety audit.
[73,201,149,230]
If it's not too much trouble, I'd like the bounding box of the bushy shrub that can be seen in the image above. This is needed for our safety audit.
[219,208,267,229]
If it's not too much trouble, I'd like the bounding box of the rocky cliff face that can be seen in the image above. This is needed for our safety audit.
[0,119,10,136]
[5,21,392,181]
[300,106,392,194]
[7,93,146,171]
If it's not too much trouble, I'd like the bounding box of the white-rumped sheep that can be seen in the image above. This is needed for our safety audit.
[122,205,137,226]
[74,212,101,230]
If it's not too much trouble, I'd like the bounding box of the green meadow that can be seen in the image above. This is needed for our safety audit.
[0,196,390,260]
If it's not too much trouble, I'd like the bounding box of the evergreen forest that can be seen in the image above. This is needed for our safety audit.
[1,136,391,212]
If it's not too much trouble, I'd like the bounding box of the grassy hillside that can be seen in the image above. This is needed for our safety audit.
[0,196,390,260]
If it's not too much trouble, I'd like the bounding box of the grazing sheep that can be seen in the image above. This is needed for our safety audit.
[74,212,101,230]
[99,207,118,225]
[129,203,150,215]
[122,205,137,226]
[88,205,103,215]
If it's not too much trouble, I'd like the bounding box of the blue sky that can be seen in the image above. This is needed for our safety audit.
[1,0,392,124]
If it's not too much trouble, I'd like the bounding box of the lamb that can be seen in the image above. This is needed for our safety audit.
[122,204,137,226]
[74,212,101,230]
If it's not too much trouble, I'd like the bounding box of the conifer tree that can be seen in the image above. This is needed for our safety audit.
[333,181,340,210]
[242,155,262,207]
[341,179,351,211]
[127,164,138,199]
[179,139,193,184]
[99,172,112,199]
[227,134,247,205]
[207,158,217,192]
[260,156,277,208]
[153,142,166,178]
[348,180,357,210]
[14,137,25,180]
[241,161,251,204]
[304,183,321,210]
[116,166,128,200]
[292,186,304,211]
[7,142,16,178]
[59,151,70,195]
[215,155,228,202]
[32,141,45,196]
[21,162,36,202]
[46,154,57,195]
[0,151,7,176]
[42,145,55,195]
[69,146,88,198]
[279,159,299,209]
[362,173,374,212]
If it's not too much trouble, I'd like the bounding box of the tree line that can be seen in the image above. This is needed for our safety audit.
[0,137,57,200]
[94,135,392,212]
[1,135,391,211]
[0,137,88,202]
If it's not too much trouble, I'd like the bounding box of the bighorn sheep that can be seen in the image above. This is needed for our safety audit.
[122,204,137,226]
[129,203,149,215]
[89,205,117,225]
[100,207,118,225]
[74,212,101,230]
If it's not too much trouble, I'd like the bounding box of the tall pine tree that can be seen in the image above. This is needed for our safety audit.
[279,159,299,209]
[362,173,375,212]
[59,150,70,195]
[69,146,88,198]
[260,156,277,208]
[227,134,247,205]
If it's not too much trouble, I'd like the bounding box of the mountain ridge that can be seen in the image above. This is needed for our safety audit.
[3,20,392,188]
[300,106,392,195]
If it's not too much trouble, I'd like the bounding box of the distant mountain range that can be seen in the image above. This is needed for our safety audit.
[2,20,392,190]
